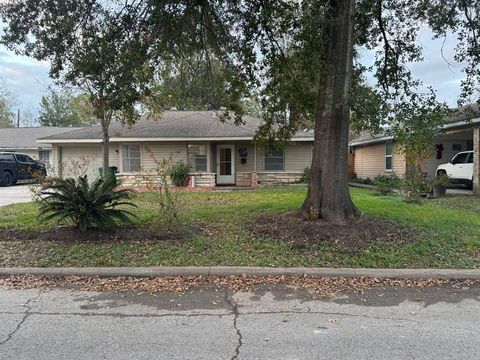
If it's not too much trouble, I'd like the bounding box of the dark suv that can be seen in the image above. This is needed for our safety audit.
[0,152,47,186]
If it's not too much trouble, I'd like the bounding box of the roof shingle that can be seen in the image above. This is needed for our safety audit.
[39,111,313,141]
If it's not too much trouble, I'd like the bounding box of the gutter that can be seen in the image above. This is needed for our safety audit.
[37,137,315,144]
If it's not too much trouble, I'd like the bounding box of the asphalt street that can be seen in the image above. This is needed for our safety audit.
[0,283,479,359]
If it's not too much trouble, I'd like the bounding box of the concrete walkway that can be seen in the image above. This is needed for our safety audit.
[0,282,479,359]
[0,185,33,207]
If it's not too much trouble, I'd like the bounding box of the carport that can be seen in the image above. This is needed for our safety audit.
[474,126,479,195]
[421,113,479,194]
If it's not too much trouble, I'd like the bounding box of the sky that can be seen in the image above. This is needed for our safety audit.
[0,27,468,117]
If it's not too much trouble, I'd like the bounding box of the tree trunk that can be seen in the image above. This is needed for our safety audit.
[102,122,110,179]
[301,0,359,223]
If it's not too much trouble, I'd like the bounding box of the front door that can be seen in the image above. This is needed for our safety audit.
[216,145,235,185]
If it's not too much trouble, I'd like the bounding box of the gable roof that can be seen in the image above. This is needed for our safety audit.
[0,127,82,150]
[38,111,314,143]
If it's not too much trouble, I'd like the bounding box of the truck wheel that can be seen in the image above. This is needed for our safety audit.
[436,170,447,177]
[2,171,13,187]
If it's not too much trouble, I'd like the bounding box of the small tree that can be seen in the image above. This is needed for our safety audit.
[391,91,449,179]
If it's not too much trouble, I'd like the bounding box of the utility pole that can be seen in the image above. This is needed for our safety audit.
[17,108,20,127]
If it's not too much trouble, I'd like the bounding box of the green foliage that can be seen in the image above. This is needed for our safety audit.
[144,56,244,113]
[0,78,16,127]
[36,175,137,231]
[431,173,450,187]
[391,91,450,173]
[300,167,310,183]
[39,89,97,127]
[373,174,401,195]
[400,172,430,204]
[170,161,190,187]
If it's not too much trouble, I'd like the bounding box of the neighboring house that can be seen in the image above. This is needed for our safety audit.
[0,127,82,172]
[349,108,480,193]
[37,111,314,187]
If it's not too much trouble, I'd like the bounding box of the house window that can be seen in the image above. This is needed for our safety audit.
[188,144,208,172]
[122,144,141,172]
[264,149,284,171]
[39,150,50,167]
[385,142,393,171]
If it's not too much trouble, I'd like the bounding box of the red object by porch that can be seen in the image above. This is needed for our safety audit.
[436,144,444,159]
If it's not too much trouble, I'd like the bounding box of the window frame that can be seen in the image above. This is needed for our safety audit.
[385,142,393,172]
[121,144,142,173]
[38,150,50,167]
[264,148,285,172]
[187,143,209,173]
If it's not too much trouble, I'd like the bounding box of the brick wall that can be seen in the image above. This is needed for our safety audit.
[116,172,215,188]
[474,126,480,195]
[257,172,303,185]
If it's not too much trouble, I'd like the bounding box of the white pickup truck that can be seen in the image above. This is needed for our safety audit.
[436,151,474,188]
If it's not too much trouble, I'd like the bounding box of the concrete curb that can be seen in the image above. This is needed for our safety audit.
[0,267,479,280]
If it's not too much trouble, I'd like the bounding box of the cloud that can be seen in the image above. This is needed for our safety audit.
[359,29,466,107]
[0,46,52,113]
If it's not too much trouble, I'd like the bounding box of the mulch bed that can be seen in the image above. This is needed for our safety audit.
[0,227,193,243]
[251,212,416,252]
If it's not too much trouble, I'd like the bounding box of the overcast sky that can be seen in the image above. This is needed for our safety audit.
[0,28,468,115]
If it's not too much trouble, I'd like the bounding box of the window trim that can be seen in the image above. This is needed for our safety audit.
[264,148,285,172]
[187,143,210,173]
[120,143,142,173]
[38,150,50,166]
[385,142,393,172]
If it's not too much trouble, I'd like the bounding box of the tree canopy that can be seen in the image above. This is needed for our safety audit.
[39,90,97,127]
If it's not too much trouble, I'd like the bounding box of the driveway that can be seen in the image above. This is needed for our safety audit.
[0,184,34,207]
[0,283,479,359]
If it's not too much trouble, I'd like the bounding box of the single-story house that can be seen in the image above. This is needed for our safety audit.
[0,127,82,171]
[349,108,480,193]
[37,111,314,187]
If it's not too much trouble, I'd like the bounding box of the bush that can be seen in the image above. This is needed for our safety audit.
[170,161,190,187]
[400,172,430,204]
[300,167,310,183]
[36,175,137,231]
[373,174,401,195]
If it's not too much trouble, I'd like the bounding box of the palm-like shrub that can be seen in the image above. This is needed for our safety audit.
[37,175,137,231]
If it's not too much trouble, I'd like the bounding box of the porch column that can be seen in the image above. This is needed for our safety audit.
[474,126,480,195]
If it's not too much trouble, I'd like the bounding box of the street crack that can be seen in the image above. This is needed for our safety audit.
[0,292,40,346]
[225,289,243,360]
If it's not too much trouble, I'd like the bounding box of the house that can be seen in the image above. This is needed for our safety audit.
[37,111,314,187]
[0,127,82,171]
[349,107,480,193]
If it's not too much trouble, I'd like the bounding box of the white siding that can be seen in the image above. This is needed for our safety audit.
[256,142,313,172]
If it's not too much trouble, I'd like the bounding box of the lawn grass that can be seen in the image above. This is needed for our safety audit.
[0,187,478,269]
